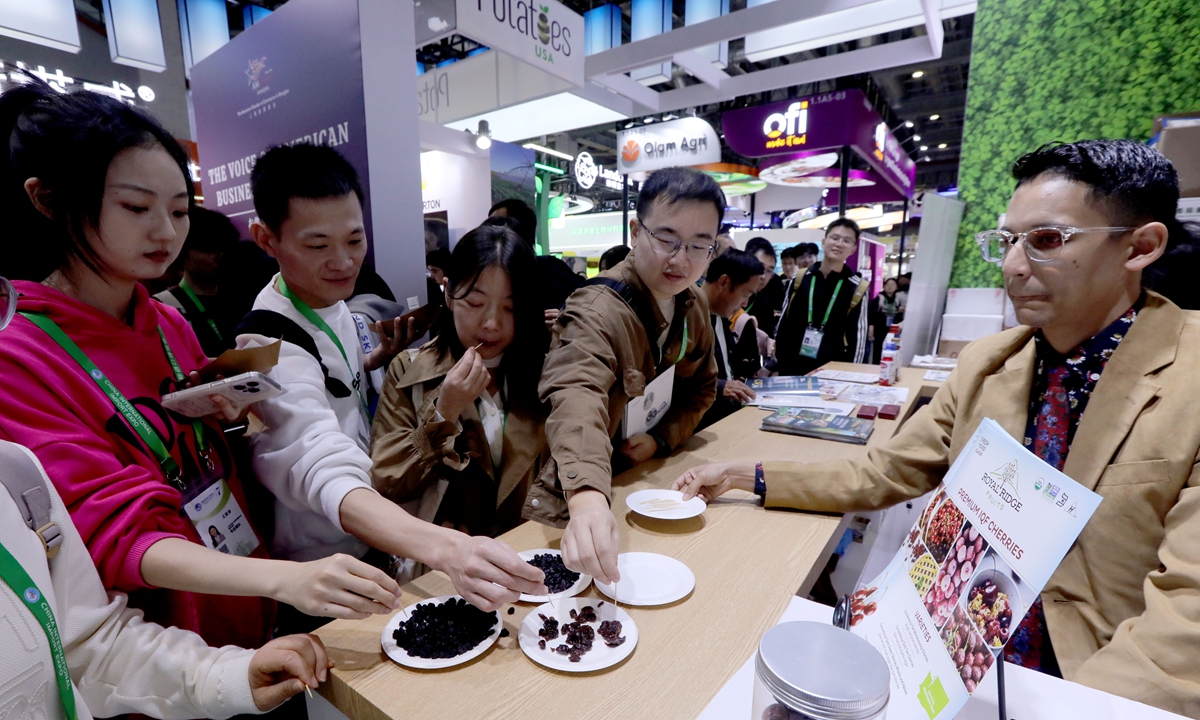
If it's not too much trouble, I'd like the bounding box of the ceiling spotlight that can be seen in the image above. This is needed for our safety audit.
[662,113,678,121]
[919,145,928,151]
[473,119,491,150]
[938,143,948,149]
[912,70,924,78]
[929,113,940,121]
[904,121,914,128]
[912,135,922,141]
[624,121,635,129]
[643,117,656,124]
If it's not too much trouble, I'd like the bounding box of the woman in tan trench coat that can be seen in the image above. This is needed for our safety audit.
[370,224,551,545]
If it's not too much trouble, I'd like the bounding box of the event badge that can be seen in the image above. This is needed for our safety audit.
[184,477,260,557]
[846,418,1101,720]
[800,326,824,358]
[623,365,676,439]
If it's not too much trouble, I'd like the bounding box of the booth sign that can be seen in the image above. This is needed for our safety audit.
[616,116,721,174]
[455,0,584,87]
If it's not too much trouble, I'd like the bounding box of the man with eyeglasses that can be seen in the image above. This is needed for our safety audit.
[526,167,721,587]
[773,218,870,375]
[671,140,1200,716]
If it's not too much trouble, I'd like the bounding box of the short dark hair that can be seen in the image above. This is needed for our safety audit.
[636,167,726,226]
[743,236,776,260]
[826,218,861,239]
[183,207,239,256]
[1012,140,1182,236]
[599,244,630,271]
[796,242,820,257]
[488,198,537,246]
[706,248,764,287]
[425,248,452,270]
[0,75,194,281]
[251,143,364,234]
[780,246,798,261]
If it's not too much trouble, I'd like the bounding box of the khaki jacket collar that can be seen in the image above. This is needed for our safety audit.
[607,257,697,337]
[396,340,455,389]
[975,292,1181,492]
[1062,292,1179,491]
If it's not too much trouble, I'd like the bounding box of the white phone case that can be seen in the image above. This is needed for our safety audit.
[161,372,283,418]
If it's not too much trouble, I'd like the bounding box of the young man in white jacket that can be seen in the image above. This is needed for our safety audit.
[0,276,330,718]
[237,145,544,632]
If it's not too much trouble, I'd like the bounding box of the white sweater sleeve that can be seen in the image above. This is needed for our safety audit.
[0,442,258,720]
[241,334,377,530]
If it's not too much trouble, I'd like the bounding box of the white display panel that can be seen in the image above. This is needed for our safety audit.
[0,0,81,53]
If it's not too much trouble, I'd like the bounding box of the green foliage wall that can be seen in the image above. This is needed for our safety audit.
[950,0,1200,288]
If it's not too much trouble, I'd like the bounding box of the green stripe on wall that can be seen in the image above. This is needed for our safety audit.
[950,0,1200,288]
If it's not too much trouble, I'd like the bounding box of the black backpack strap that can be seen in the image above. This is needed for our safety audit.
[0,443,62,558]
[235,310,352,398]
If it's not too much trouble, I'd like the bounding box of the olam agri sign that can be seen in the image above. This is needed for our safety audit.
[455,0,584,86]
[616,117,721,174]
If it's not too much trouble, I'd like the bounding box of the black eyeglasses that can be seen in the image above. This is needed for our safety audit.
[640,224,715,262]
[975,225,1137,264]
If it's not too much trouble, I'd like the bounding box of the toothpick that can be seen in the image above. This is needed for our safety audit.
[304,684,314,699]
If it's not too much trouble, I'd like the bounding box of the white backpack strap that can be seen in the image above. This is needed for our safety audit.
[0,443,62,558]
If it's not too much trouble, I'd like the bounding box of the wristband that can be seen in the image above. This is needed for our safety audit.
[754,461,766,497]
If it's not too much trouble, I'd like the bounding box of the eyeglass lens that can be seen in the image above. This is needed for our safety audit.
[0,277,15,332]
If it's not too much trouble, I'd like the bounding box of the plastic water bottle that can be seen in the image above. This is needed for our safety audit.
[879,324,901,386]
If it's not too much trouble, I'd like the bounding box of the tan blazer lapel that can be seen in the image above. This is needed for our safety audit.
[974,338,1036,442]
[496,410,541,508]
[1062,294,1180,491]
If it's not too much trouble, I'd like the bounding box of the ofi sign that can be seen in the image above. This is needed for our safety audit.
[762,100,808,149]
[574,152,622,190]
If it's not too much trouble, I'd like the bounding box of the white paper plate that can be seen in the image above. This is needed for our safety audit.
[519,597,638,672]
[594,552,696,606]
[518,548,592,603]
[625,489,707,520]
[380,595,502,670]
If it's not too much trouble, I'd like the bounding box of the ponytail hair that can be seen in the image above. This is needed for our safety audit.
[0,72,193,281]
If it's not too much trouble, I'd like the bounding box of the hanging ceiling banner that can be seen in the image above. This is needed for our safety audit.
[721,88,916,199]
[455,0,584,87]
[102,0,168,72]
[0,0,80,52]
[616,116,722,174]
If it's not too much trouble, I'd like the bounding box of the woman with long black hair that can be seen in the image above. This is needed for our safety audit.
[370,224,551,545]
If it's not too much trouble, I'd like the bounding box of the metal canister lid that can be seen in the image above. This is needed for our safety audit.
[755,621,891,720]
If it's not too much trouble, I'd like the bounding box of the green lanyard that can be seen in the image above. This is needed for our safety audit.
[807,278,844,330]
[0,542,77,720]
[20,312,185,490]
[277,277,369,413]
[157,327,209,455]
[178,279,224,343]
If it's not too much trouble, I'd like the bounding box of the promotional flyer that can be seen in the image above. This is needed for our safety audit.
[850,418,1102,720]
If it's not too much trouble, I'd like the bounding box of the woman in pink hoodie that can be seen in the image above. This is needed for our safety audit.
[0,78,401,651]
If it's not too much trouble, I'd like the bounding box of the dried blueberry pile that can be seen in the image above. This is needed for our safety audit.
[537,614,560,640]
[528,553,581,594]
[391,598,497,659]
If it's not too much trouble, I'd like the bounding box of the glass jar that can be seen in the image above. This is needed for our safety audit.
[751,621,890,720]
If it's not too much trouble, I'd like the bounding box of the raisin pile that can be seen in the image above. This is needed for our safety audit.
[391,598,497,659]
[538,605,626,662]
[528,553,581,594]
[598,620,626,647]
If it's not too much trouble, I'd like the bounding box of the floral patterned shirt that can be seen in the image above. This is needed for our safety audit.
[1022,299,1142,466]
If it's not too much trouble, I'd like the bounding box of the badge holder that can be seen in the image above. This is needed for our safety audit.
[800,326,824,359]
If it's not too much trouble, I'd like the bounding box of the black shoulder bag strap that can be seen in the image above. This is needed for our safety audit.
[585,277,685,372]
[0,443,62,558]
[235,310,353,398]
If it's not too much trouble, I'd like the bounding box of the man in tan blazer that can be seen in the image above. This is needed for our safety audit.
[675,140,1200,717]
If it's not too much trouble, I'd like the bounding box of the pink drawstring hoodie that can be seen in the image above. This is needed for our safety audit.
[0,281,273,649]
